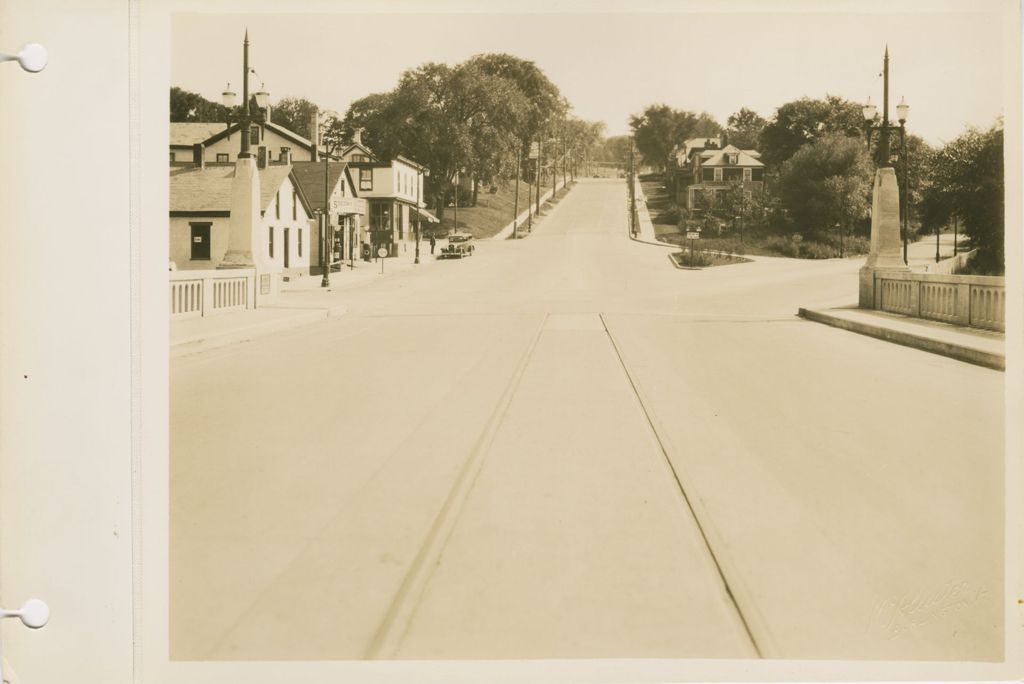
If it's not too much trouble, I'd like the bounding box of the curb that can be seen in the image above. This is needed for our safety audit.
[797,307,1005,371]
[171,305,347,357]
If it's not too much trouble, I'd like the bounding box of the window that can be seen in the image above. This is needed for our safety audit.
[743,168,752,182]
[370,203,390,233]
[396,206,404,239]
[292,191,297,221]
[216,153,229,163]
[280,147,290,161]
[169,152,176,163]
[713,168,723,182]
[723,168,743,182]
[702,168,715,182]
[190,223,211,261]
[250,125,260,144]
[751,168,764,182]
[339,180,345,197]
[275,191,280,219]
[268,226,274,258]
[298,229,303,257]
[360,168,373,191]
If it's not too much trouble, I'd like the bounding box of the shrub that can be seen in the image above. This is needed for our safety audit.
[797,241,838,259]
[677,249,710,267]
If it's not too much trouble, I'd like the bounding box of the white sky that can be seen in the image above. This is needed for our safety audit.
[172,7,1010,145]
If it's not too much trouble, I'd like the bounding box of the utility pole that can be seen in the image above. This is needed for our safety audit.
[536,138,543,217]
[628,136,637,236]
[513,148,521,239]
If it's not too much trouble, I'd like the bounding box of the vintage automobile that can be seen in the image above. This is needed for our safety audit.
[438,232,475,259]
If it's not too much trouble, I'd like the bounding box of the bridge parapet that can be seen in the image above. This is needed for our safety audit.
[871,270,1005,332]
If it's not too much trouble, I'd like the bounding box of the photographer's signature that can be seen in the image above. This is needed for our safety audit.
[868,580,988,640]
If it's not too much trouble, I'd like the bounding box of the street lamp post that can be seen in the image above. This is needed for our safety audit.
[862,47,910,264]
[415,169,422,264]
[220,31,271,160]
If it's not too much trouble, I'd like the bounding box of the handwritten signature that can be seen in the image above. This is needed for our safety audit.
[868,579,989,640]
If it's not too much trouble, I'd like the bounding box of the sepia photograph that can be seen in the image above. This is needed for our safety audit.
[161,4,1017,667]
[1,0,1021,682]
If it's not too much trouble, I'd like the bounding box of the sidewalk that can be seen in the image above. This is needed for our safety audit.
[171,244,436,357]
[629,177,665,246]
[798,305,1005,371]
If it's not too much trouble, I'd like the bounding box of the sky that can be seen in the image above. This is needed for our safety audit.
[171,7,1010,146]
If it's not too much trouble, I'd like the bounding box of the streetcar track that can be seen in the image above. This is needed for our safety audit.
[364,313,550,659]
[599,312,765,658]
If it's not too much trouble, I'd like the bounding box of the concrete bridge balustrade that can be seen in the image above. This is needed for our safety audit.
[170,268,256,319]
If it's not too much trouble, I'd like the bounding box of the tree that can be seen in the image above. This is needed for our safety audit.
[170,87,228,122]
[919,122,1004,271]
[759,95,864,167]
[342,58,535,220]
[629,104,721,171]
[725,108,767,150]
[775,133,872,240]
[270,97,321,139]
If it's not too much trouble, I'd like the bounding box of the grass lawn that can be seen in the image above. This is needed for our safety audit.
[433,179,534,239]
[639,178,683,239]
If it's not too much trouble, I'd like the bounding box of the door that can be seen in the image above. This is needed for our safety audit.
[284,228,291,268]
[190,223,211,262]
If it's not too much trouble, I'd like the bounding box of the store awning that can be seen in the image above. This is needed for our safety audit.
[412,207,440,223]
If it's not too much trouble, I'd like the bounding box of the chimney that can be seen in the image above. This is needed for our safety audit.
[353,127,363,146]
[309,111,320,161]
[193,143,204,168]
[257,146,268,169]
[281,147,291,165]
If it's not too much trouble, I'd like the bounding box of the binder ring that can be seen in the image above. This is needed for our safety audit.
[0,43,47,72]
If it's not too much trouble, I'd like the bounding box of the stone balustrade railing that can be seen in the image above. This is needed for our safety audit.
[873,270,1005,332]
[170,268,255,319]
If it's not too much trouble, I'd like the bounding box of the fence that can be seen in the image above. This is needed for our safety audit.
[874,270,1005,332]
[923,249,977,275]
[169,268,256,319]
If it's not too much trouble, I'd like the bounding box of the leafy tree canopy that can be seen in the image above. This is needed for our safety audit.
[775,133,873,240]
[628,104,721,171]
[170,87,228,122]
[759,95,864,167]
[919,121,1003,270]
[725,108,767,150]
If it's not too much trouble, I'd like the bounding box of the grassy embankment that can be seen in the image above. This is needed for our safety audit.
[435,178,576,239]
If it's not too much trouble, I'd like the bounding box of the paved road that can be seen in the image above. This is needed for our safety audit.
[171,179,1003,662]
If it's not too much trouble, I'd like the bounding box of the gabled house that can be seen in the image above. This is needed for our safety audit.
[667,137,721,199]
[682,143,764,212]
[337,130,437,258]
[170,119,336,167]
[169,159,314,277]
[290,161,367,272]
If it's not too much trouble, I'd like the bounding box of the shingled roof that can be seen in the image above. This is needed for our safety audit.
[290,161,350,214]
[169,122,230,147]
[699,144,764,168]
[169,164,311,215]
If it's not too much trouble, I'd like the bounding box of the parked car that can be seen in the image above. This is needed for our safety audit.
[439,232,475,259]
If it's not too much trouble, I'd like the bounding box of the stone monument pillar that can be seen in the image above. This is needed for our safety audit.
[220,156,260,268]
[859,166,908,307]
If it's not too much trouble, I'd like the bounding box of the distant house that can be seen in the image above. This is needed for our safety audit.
[169,119,334,167]
[169,160,314,277]
[670,137,764,212]
[338,130,436,258]
[290,161,367,272]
